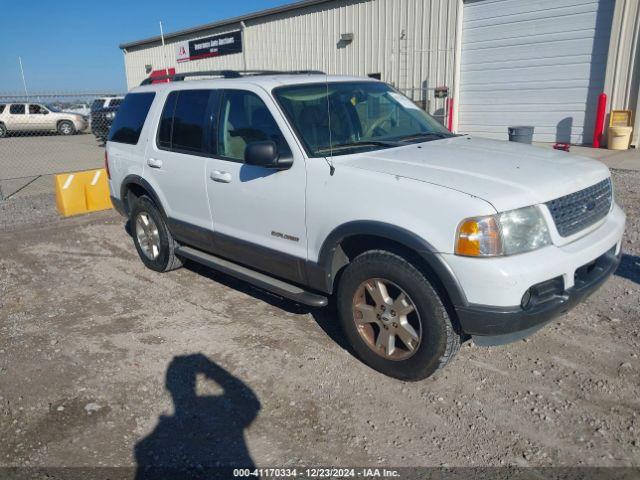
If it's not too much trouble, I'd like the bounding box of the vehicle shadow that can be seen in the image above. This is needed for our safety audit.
[184,261,352,352]
[134,353,260,480]
[615,253,640,285]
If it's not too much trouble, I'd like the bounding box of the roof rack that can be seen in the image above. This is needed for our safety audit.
[140,69,326,86]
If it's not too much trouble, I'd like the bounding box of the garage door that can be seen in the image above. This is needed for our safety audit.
[458,0,614,144]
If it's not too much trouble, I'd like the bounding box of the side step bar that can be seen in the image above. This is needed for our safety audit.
[175,246,328,308]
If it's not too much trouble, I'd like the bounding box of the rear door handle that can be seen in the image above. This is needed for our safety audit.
[147,157,163,168]
[210,170,232,183]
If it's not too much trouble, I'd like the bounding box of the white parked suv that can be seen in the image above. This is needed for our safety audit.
[106,71,625,380]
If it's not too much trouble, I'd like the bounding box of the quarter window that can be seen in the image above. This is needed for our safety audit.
[10,104,25,115]
[0,104,5,114]
[218,90,291,161]
[108,92,156,145]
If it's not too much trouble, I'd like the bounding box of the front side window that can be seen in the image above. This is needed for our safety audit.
[91,99,105,112]
[274,81,453,157]
[29,104,47,114]
[10,104,25,115]
[108,92,156,145]
[218,90,291,161]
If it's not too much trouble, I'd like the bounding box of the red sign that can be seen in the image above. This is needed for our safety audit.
[150,68,175,84]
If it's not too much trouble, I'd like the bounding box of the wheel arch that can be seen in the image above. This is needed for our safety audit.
[120,175,167,218]
[311,221,468,309]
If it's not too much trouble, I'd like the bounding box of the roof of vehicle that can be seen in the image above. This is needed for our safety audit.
[130,74,378,94]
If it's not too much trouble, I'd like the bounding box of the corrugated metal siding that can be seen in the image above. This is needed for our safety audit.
[604,0,640,147]
[123,0,457,116]
[458,0,615,144]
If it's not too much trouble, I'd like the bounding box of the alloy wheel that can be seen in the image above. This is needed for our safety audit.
[352,278,422,361]
[135,212,161,260]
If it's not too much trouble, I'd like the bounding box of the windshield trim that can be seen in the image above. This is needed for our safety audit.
[272,81,451,159]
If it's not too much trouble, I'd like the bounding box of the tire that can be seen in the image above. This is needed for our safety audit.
[337,250,461,381]
[57,120,76,136]
[130,196,183,272]
[0,124,6,138]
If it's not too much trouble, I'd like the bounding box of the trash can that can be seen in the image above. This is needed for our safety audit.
[508,126,534,144]
[607,126,633,150]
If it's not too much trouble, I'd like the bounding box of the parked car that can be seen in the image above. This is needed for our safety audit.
[0,103,87,137]
[63,102,91,117]
[90,96,123,143]
[106,72,625,380]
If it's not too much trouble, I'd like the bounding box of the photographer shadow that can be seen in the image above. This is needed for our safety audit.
[135,353,260,480]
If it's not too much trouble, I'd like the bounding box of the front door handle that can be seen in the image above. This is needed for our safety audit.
[147,157,163,169]
[210,170,232,183]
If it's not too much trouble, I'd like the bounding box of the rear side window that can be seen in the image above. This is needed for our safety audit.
[108,93,155,145]
[0,104,5,114]
[10,104,25,114]
[157,89,217,155]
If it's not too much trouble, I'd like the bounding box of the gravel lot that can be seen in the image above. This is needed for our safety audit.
[0,170,638,475]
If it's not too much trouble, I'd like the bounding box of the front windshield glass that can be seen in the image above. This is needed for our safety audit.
[273,81,453,157]
[46,104,60,113]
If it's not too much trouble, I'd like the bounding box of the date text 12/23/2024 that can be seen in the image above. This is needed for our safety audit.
[234,468,401,478]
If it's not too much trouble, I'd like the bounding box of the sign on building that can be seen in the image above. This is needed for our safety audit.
[176,30,242,63]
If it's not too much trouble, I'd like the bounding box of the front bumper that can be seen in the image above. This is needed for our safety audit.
[444,205,625,345]
[456,247,621,343]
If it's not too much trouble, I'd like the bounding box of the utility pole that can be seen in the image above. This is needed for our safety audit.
[159,21,170,80]
[18,56,29,100]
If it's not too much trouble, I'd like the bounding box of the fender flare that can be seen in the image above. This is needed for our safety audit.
[120,174,167,218]
[311,221,468,307]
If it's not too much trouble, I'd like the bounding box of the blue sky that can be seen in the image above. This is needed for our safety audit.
[0,0,292,93]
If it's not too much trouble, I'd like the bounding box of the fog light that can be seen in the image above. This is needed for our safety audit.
[521,289,532,309]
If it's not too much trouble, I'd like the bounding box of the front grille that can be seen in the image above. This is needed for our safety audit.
[546,178,612,237]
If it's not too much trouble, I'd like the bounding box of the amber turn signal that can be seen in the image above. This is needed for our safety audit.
[455,216,502,257]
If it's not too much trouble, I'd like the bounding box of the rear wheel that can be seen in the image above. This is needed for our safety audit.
[130,196,182,272]
[57,120,76,136]
[337,250,461,381]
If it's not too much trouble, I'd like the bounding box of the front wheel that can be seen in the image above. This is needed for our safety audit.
[130,196,183,272]
[57,120,76,135]
[0,124,7,138]
[337,250,461,381]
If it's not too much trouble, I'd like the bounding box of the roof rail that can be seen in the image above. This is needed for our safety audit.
[139,69,326,86]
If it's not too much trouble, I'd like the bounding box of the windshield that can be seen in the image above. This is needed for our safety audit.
[273,81,453,157]
[45,104,61,113]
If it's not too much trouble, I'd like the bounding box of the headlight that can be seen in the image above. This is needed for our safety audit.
[455,206,551,257]
[105,111,116,120]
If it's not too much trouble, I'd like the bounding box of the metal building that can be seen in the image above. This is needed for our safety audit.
[120,0,640,147]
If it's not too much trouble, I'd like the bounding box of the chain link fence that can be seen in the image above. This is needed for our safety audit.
[0,92,124,200]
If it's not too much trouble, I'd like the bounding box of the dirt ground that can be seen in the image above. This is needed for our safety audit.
[0,170,638,476]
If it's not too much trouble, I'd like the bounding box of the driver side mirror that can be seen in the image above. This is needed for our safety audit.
[244,141,292,170]
[42,110,49,115]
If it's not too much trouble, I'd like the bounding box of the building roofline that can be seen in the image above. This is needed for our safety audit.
[119,0,335,50]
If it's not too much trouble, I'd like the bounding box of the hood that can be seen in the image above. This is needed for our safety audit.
[341,136,611,212]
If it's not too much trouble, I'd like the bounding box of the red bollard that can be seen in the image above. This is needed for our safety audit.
[593,93,607,148]
[447,98,454,132]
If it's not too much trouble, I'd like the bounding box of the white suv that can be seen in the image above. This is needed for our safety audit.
[0,103,87,137]
[106,71,626,380]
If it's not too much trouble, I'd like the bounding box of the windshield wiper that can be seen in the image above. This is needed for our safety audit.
[316,140,401,153]
[396,132,453,143]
